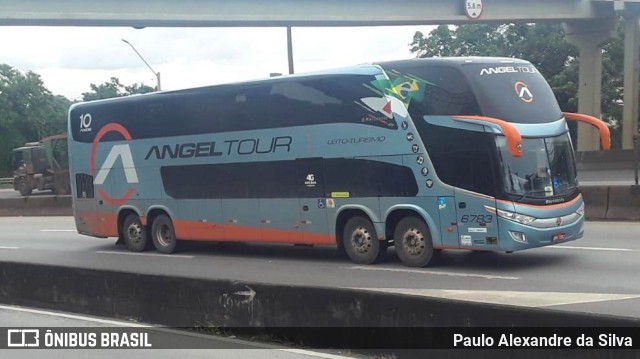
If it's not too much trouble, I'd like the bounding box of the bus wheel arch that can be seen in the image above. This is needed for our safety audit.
[336,209,386,264]
[118,209,148,252]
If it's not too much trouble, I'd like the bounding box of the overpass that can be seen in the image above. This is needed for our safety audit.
[1,0,639,150]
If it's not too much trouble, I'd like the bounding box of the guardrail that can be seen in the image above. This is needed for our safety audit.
[0,177,12,186]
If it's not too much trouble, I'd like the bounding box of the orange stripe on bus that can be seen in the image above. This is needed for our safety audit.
[173,220,336,245]
[451,115,523,157]
[563,112,611,150]
[77,212,118,237]
[497,193,582,209]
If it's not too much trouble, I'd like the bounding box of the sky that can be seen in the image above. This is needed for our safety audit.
[0,25,435,101]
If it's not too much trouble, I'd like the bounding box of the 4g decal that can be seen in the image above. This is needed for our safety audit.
[90,123,139,206]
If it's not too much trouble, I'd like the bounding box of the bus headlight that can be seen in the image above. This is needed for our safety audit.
[484,206,536,225]
[575,203,585,216]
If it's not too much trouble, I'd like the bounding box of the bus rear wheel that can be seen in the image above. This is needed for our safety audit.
[151,214,177,254]
[122,214,148,252]
[342,216,385,265]
[394,216,434,267]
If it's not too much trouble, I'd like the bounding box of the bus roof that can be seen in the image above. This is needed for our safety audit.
[375,56,531,68]
[71,57,532,110]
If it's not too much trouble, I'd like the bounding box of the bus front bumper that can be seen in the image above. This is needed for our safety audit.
[497,214,584,252]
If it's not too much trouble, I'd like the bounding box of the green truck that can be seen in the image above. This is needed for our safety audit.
[11,134,70,196]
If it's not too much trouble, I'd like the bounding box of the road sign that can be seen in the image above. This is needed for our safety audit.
[465,0,483,20]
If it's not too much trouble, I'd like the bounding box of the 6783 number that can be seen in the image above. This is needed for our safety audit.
[460,215,492,224]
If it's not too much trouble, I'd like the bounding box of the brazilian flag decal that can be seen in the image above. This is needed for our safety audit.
[370,76,429,104]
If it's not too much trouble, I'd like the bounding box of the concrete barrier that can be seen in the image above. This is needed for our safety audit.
[576,149,636,171]
[606,186,640,221]
[1,261,638,330]
[581,186,609,220]
[0,261,638,358]
[0,196,72,216]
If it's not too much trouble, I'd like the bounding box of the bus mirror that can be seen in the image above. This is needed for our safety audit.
[563,112,611,151]
[451,115,523,157]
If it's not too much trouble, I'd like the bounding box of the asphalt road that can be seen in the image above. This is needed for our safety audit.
[0,217,639,319]
[0,304,358,358]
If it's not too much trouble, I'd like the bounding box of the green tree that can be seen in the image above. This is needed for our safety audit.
[0,64,70,176]
[409,23,627,148]
[81,77,155,101]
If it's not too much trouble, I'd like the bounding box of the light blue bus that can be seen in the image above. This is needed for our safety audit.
[68,57,610,267]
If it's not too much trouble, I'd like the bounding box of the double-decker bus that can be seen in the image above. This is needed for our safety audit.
[68,57,610,267]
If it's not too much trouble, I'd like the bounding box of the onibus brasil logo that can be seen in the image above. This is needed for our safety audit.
[90,122,139,206]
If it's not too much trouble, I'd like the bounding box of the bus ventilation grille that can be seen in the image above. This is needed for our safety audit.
[75,173,95,199]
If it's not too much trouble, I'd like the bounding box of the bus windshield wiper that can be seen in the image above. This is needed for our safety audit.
[517,189,550,202]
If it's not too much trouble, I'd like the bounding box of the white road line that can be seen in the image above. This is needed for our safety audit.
[549,245,637,252]
[0,246,19,250]
[0,304,356,357]
[0,304,148,327]
[347,265,519,280]
[280,349,356,359]
[350,289,640,308]
[96,250,194,258]
[40,229,77,232]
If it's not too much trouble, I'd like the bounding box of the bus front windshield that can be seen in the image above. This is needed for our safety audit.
[498,133,577,199]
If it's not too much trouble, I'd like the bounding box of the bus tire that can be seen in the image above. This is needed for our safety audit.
[151,214,177,254]
[342,216,382,265]
[394,216,434,267]
[122,214,148,252]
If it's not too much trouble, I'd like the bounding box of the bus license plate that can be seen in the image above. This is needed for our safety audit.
[552,233,566,241]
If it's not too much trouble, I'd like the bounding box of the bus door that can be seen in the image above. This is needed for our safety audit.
[435,195,458,249]
[454,189,499,250]
[297,158,330,244]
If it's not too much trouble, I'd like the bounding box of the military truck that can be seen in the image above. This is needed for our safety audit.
[11,134,70,196]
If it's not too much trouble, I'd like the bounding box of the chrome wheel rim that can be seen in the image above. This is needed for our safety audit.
[350,226,372,254]
[402,227,425,256]
[127,223,143,244]
[156,224,172,247]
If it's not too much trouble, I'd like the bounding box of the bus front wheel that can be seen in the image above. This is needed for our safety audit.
[122,214,148,252]
[342,216,385,265]
[394,216,434,267]
[151,214,177,254]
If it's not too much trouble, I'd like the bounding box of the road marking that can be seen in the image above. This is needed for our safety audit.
[0,246,19,250]
[280,349,357,359]
[347,265,519,280]
[0,304,355,357]
[40,229,77,232]
[96,250,194,258]
[0,304,148,327]
[549,245,636,252]
[351,289,640,308]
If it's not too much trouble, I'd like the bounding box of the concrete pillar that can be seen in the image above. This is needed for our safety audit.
[564,19,616,151]
[622,15,640,149]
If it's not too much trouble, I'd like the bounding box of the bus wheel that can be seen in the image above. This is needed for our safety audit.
[122,214,148,252]
[342,216,382,265]
[151,214,177,254]
[394,216,434,267]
